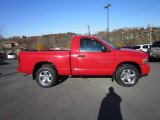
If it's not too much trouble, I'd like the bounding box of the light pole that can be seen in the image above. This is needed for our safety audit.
[104,4,111,41]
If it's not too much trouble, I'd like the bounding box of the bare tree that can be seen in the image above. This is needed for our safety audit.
[0,26,3,39]
[0,26,4,50]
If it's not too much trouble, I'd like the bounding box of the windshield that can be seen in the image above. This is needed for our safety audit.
[99,38,117,49]
[152,41,160,47]
[132,46,141,49]
[8,53,14,55]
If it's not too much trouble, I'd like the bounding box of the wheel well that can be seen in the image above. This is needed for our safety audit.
[32,62,57,80]
[116,62,141,75]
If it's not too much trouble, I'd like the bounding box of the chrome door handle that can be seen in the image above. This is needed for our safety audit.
[78,55,85,57]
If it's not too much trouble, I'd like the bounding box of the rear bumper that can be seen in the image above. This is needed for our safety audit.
[17,67,21,72]
[140,63,150,76]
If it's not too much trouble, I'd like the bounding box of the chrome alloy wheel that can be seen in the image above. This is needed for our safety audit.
[38,70,53,86]
[120,69,136,85]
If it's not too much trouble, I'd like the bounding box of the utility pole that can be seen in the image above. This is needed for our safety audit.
[22,36,27,50]
[149,23,153,44]
[104,4,111,41]
[88,25,91,36]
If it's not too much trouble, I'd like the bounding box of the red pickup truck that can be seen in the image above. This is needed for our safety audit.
[17,36,150,88]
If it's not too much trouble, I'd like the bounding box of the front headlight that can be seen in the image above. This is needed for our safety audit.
[142,58,147,64]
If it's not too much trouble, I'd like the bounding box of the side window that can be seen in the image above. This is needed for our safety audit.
[143,45,148,49]
[133,46,140,49]
[80,38,104,52]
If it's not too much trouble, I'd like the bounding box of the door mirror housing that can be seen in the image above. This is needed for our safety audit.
[102,46,110,52]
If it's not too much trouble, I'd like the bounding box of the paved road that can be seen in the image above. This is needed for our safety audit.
[0,60,160,120]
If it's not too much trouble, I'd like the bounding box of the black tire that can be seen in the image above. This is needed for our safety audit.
[115,64,140,87]
[35,64,58,88]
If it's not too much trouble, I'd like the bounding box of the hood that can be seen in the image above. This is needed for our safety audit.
[117,48,148,58]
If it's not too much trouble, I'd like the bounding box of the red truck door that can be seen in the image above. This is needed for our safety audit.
[77,38,115,75]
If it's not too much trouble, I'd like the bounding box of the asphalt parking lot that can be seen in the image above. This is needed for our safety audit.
[0,60,160,120]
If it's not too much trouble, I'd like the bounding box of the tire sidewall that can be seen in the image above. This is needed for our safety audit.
[115,64,139,87]
[36,67,57,88]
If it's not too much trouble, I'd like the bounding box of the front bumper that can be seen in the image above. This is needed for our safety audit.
[140,63,150,76]
[150,53,160,58]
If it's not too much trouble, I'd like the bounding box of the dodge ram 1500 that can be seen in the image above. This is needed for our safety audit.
[17,36,150,88]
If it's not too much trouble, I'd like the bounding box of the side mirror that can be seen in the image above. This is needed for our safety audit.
[102,46,110,52]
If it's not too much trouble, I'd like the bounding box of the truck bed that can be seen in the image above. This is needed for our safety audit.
[18,50,71,75]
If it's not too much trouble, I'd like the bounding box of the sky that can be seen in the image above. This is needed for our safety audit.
[0,0,160,37]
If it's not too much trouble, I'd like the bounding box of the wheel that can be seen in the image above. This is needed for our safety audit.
[35,64,58,88]
[115,64,139,87]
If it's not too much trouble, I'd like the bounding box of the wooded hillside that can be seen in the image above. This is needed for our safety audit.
[1,26,160,50]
